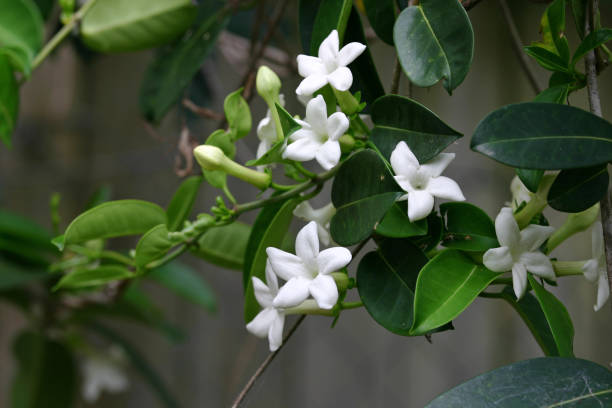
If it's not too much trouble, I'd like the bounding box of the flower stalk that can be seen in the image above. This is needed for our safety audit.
[546,204,600,254]
[194,145,271,189]
[514,174,556,229]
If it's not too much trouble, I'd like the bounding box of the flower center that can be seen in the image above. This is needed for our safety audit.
[410,169,429,191]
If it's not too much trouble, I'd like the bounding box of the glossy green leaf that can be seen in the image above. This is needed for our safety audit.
[0,55,18,146]
[531,0,570,64]
[64,200,167,246]
[516,169,544,193]
[331,150,401,246]
[371,95,462,163]
[149,262,215,312]
[54,265,133,290]
[571,0,587,39]
[244,199,298,323]
[375,202,428,238]
[135,224,176,268]
[440,202,498,252]
[411,212,444,253]
[410,250,501,335]
[11,331,76,408]
[533,84,569,104]
[471,102,612,170]
[298,0,323,52]
[572,28,612,68]
[309,0,353,54]
[0,0,43,75]
[548,166,609,213]
[497,286,559,356]
[139,8,228,122]
[357,239,428,335]
[166,176,202,231]
[363,0,395,45]
[426,357,612,407]
[246,103,300,166]
[191,221,251,270]
[393,0,473,94]
[528,275,574,357]
[81,0,197,53]
[224,88,251,140]
[524,45,570,73]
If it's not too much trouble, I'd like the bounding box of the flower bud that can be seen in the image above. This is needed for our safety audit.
[256,66,281,106]
[546,203,600,253]
[194,145,225,171]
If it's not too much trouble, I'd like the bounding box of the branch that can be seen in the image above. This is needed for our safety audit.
[497,0,543,94]
[391,58,402,94]
[181,99,224,121]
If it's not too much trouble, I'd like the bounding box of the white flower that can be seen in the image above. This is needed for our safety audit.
[293,201,336,246]
[81,348,129,403]
[390,141,465,222]
[282,95,348,170]
[246,260,286,351]
[256,94,285,172]
[267,221,351,309]
[483,207,555,299]
[296,29,366,96]
[582,221,610,311]
[510,176,532,210]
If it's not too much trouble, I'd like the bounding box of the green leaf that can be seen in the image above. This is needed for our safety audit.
[81,0,197,53]
[54,265,133,290]
[149,261,215,312]
[393,0,474,94]
[440,202,498,252]
[572,28,612,68]
[0,208,53,250]
[224,88,251,140]
[412,212,444,253]
[299,0,323,52]
[426,357,612,407]
[410,250,501,335]
[0,55,19,146]
[0,0,43,75]
[166,176,202,231]
[371,95,462,163]
[516,168,544,193]
[530,0,570,64]
[571,0,587,39]
[528,275,574,357]
[0,259,48,290]
[524,45,570,73]
[135,224,175,268]
[309,0,353,54]
[244,199,298,323]
[375,202,428,238]
[11,331,76,408]
[64,200,167,246]
[497,286,559,356]
[331,150,401,245]
[533,84,569,104]
[139,8,228,123]
[548,165,609,213]
[362,0,395,45]
[357,239,428,335]
[191,221,251,270]
[471,102,612,170]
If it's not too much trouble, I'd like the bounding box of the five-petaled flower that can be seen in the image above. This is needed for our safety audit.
[483,207,555,299]
[582,221,610,311]
[246,260,286,351]
[267,221,351,310]
[296,29,366,96]
[282,95,349,170]
[390,141,465,222]
[293,201,336,246]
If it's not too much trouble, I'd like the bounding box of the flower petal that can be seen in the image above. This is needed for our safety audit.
[595,273,610,311]
[318,29,339,62]
[512,262,528,299]
[327,66,353,91]
[297,55,326,77]
[293,201,316,220]
[421,153,455,178]
[264,260,278,293]
[289,127,316,141]
[252,276,274,308]
[315,140,341,170]
[317,224,332,247]
[296,74,328,96]
[246,307,276,338]
[393,175,414,193]
[305,95,328,134]
[390,141,419,177]
[407,190,434,222]
[582,259,599,282]
[266,247,310,280]
[337,42,366,66]
[317,247,352,275]
[483,246,514,272]
[495,207,520,249]
[283,137,320,162]
[273,276,311,308]
[326,112,349,141]
[309,274,338,309]
[295,221,319,264]
[520,252,555,280]
[426,176,465,201]
[268,311,285,351]
[519,224,555,252]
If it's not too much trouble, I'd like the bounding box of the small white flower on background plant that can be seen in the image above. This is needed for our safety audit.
[296,29,366,96]
[267,221,351,310]
[293,201,336,246]
[282,95,348,170]
[81,347,129,403]
[582,221,610,311]
[390,141,465,222]
[256,94,285,172]
[483,207,555,299]
[246,260,286,351]
[510,176,532,210]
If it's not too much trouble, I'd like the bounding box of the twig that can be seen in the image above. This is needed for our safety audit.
[391,58,402,94]
[497,0,543,94]
[584,0,612,310]
[181,99,224,121]
[231,315,306,408]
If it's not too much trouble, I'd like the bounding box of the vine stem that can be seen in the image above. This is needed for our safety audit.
[231,315,306,408]
[583,0,612,310]
[390,58,401,94]
[31,0,99,71]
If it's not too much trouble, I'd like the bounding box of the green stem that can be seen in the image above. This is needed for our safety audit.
[553,260,587,277]
[514,174,556,228]
[145,244,188,270]
[285,300,335,315]
[269,103,284,142]
[68,246,134,266]
[545,204,600,254]
[294,163,316,179]
[31,0,99,71]
[341,301,363,310]
[270,181,297,191]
